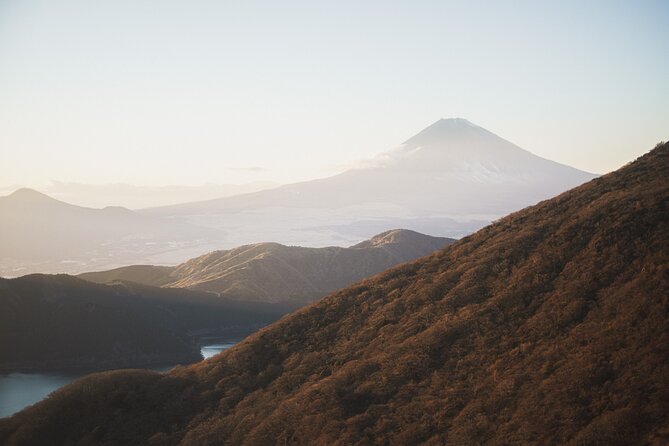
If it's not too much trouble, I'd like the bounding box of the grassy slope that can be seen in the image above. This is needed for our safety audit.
[80,230,454,305]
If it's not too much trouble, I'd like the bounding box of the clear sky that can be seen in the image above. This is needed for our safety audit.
[1,0,667,188]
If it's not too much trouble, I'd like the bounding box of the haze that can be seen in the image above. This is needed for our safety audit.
[0,0,667,202]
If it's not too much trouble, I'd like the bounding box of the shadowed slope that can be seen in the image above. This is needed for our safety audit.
[1,143,667,445]
[78,265,176,287]
[0,275,292,372]
[0,274,201,371]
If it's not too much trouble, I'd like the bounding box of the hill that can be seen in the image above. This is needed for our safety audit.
[0,275,292,372]
[79,229,454,304]
[141,119,596,247]
[1,142,666,445]
[0,189,222,277]
[19,180,278,209]
[78,265,176,288]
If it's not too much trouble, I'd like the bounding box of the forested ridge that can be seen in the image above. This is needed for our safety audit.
[0,275,291,372]
[1,142,667,445]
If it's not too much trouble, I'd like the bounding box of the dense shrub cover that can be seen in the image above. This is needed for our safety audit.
[1,143,668,445]
[0,276,292,371]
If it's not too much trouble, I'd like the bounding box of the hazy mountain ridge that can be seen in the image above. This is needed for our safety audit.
[0,188,145,261]
[143,119,596,216]
[0,189,223,277]
[139,118,596,247]
[0,119,597,276]
[80,229,454,304]
[2,143,665,444]
[0,180,279,209]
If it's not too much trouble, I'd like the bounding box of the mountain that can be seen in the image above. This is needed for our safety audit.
[0,120,595,276]
[79,229,455,304]
[141,119,597,247]
[1,180,279,209]
[0,189,223,277]
[2,142,665,444]
[0,274,292,372]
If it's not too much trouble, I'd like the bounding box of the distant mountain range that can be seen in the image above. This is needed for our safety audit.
[0,188,223,277]
[79,229,454,305]
[0,180,278,209]
[141,118,597,246]
[0,274,292,372]
[0,119,596,276]
[1,143,664,444]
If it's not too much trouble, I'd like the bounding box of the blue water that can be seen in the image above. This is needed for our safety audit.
[0,340,236,418]
[201,341,237,359]
[0,372,78,418]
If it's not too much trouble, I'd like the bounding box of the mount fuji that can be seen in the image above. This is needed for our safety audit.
[142,119,597,247]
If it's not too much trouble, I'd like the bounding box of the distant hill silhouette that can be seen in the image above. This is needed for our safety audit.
[142,118,597,247]
[0,274,292,372]
[79,229,454,304]
[15,180,279,209]
[0,189,222,276]
[1,119,596,277]
[2,143,665,445]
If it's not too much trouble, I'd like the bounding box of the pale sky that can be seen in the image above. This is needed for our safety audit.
[1,0,668,189]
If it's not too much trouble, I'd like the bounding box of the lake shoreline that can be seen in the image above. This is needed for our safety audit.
[0,337,239,419]
[0,355,202,375]
[0,333,248,375]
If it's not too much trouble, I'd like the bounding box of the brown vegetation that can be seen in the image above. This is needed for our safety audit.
[1,143,667,445]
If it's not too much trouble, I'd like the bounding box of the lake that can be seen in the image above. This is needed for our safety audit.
[0,339,236,419]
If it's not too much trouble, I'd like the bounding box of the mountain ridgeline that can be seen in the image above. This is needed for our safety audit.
[141,118,596,247]
[1,143,666,445]
[79,229,455,305]
[0,119,595,277]
[145,118,595,218]
[0,188,222,276]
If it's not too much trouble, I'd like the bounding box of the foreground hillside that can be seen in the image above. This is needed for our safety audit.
[0,275,291,372]
[80,229,454,304]
[1,143,667,444]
